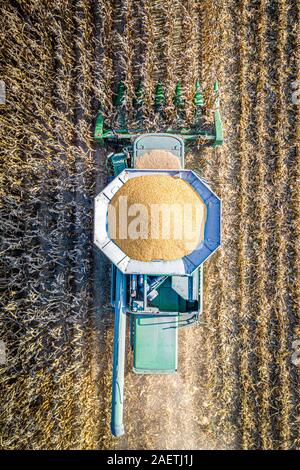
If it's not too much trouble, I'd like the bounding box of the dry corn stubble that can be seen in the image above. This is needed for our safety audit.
[108,175,206,261]
[1,0,300,452]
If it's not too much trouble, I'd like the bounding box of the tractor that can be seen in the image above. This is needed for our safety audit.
[93,81,223,436]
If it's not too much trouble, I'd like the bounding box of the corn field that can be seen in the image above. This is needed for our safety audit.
[1,0,300,450]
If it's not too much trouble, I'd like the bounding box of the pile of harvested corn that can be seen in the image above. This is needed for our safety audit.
[135,150,181,169]
[108,175,206,261]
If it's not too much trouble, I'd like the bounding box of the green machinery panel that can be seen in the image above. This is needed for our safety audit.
[133,315,178,374]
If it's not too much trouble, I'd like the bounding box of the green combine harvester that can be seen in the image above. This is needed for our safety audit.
[94,81,223,437]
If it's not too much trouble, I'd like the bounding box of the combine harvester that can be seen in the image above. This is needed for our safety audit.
[94,81,223,436]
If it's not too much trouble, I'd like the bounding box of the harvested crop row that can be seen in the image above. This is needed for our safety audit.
[294,0,300,449]
[199,0,240,449]
[252,0,274,449]
[271,0,292,448]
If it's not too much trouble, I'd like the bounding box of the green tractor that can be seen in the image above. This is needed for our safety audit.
[94,81,223,436]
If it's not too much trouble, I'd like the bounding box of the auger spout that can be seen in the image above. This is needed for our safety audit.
[110,269,127,437]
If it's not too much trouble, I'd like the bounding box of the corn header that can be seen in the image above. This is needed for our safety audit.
[94,80,223,148]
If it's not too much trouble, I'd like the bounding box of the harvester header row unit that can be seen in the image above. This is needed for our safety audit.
[94,80,223,148]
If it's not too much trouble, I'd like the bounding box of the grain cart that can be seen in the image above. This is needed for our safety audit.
[94,81,223,436]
